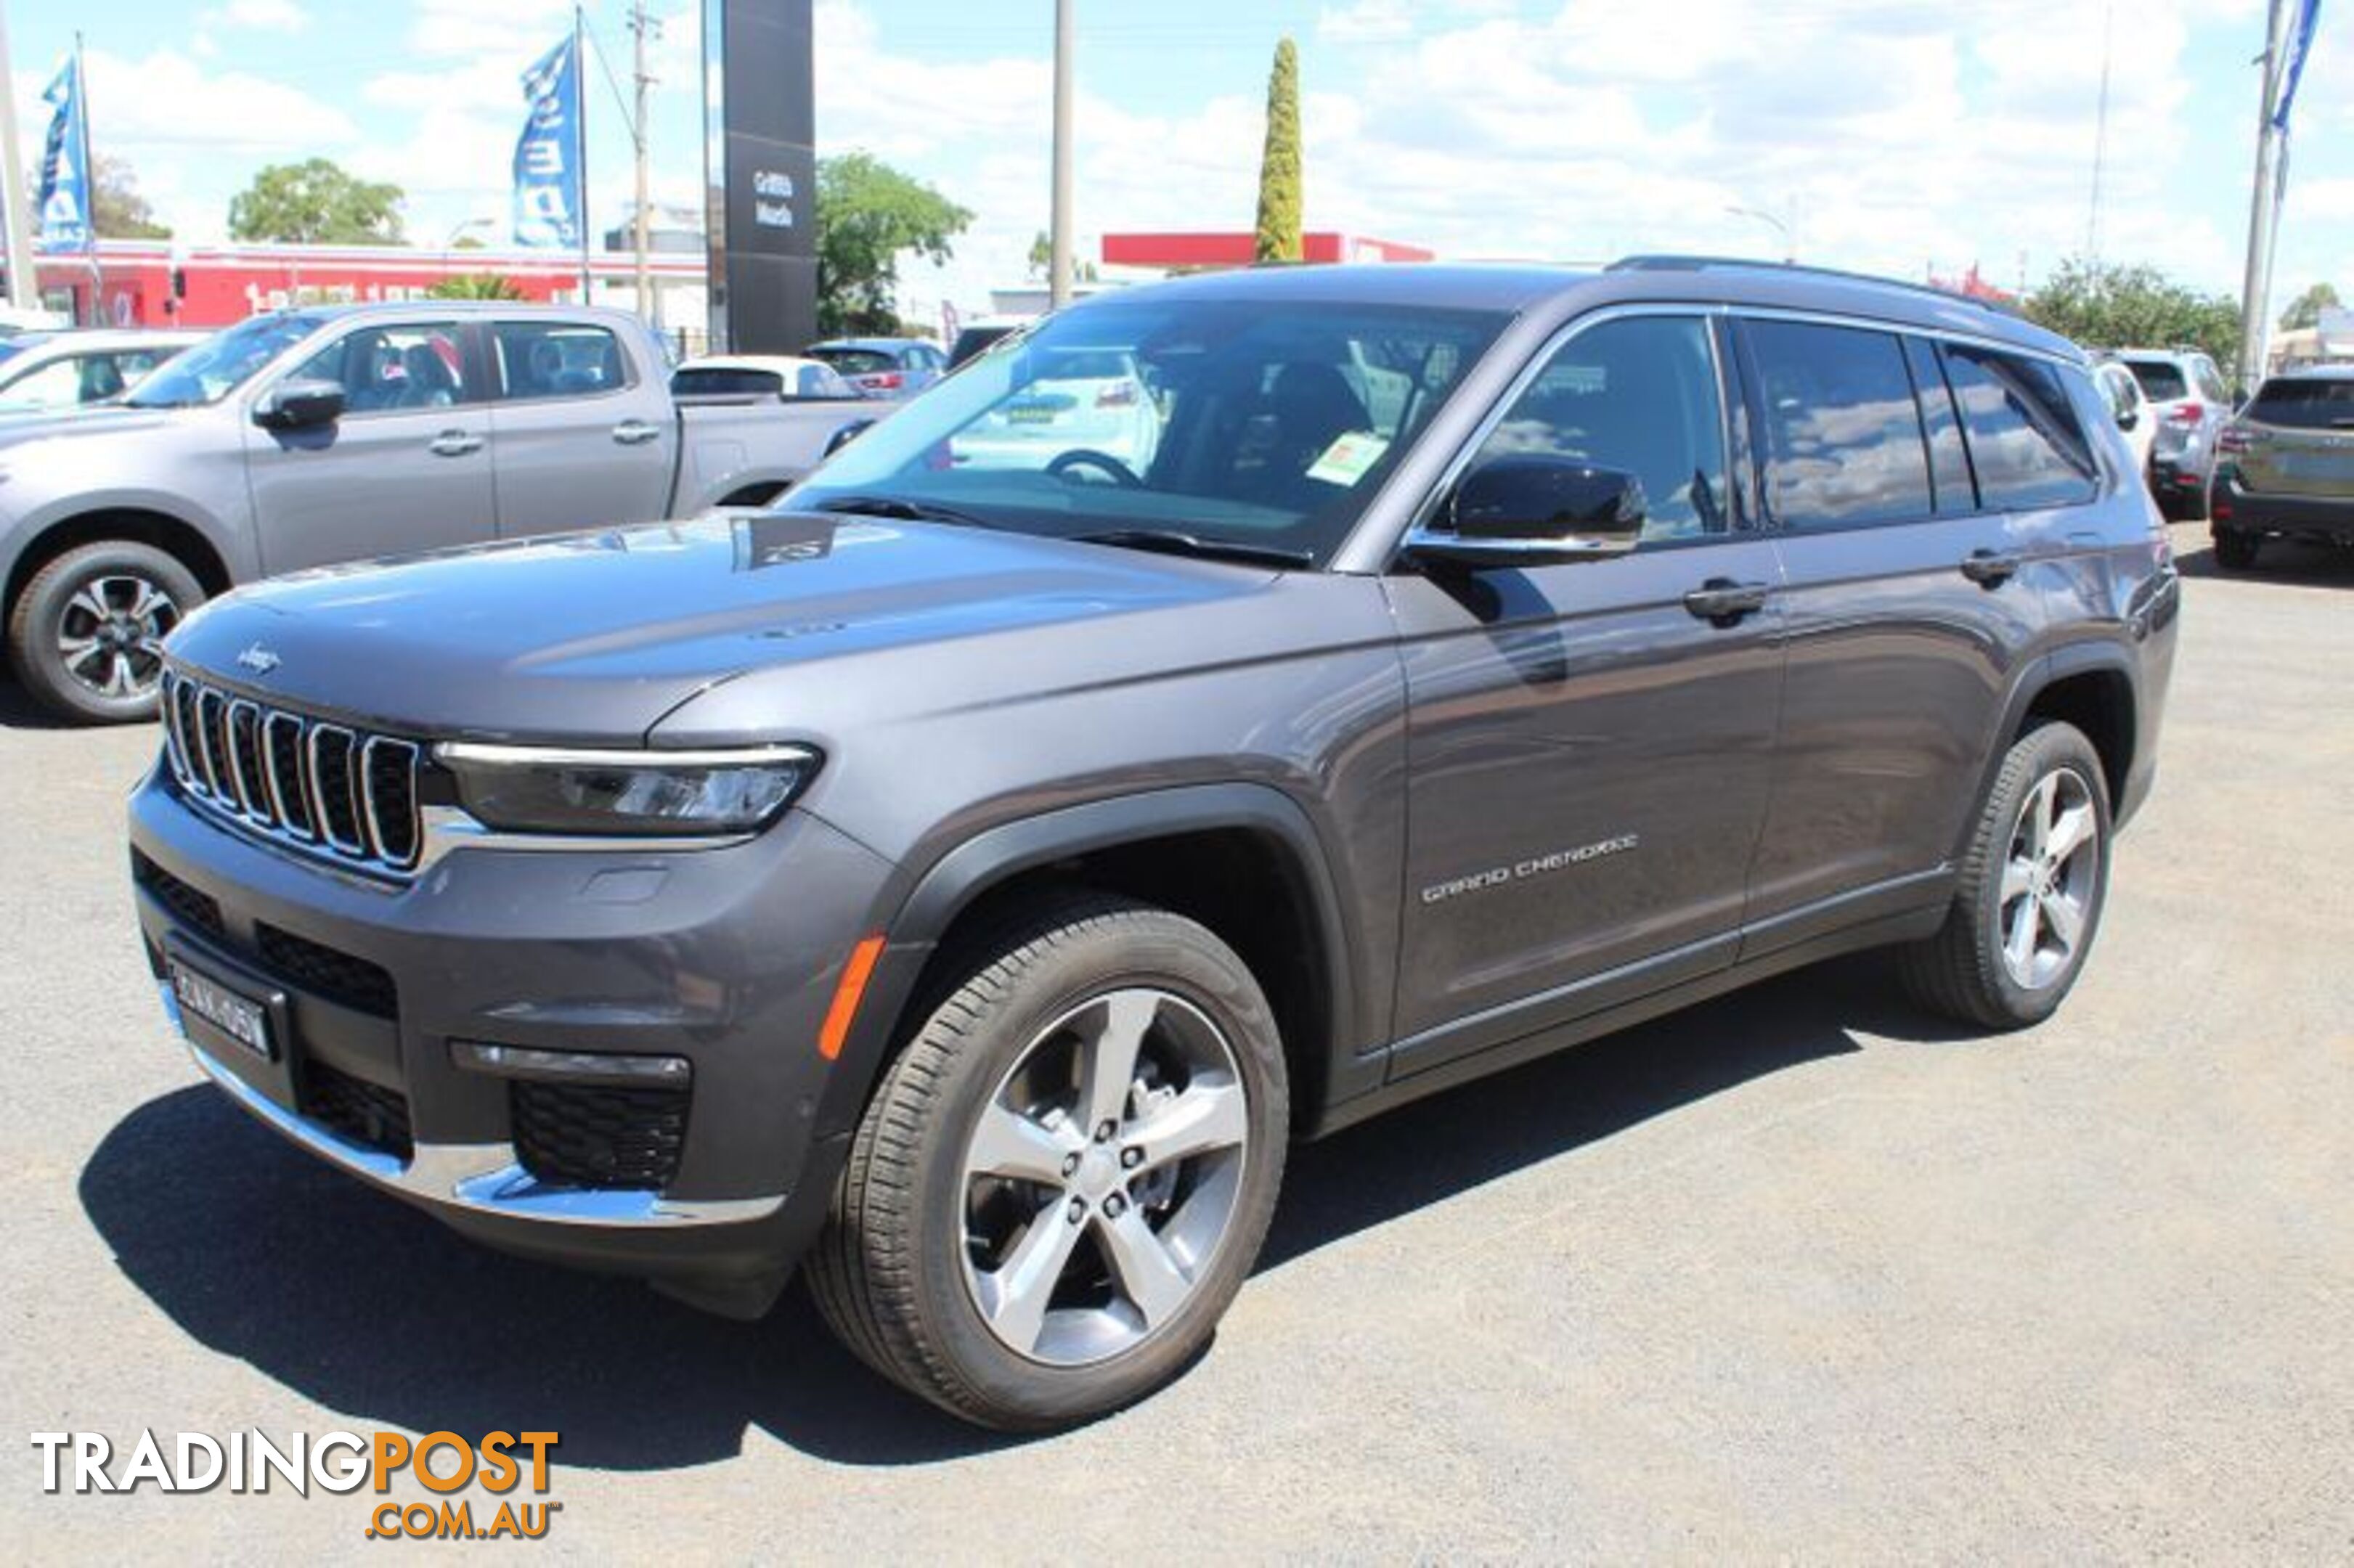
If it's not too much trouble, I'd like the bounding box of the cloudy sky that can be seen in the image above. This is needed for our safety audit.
[12,0,2348,321]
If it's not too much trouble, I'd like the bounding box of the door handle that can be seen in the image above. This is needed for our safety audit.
[1682,578,1771,626]
[1960,548,2021,587]
[428,430,483,457]
[611,419,664,446]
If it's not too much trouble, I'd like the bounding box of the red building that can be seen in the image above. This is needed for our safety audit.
[1100,231,1434,271]
[31,240,706,330]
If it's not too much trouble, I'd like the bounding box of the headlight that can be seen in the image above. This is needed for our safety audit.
[433,742,820,836]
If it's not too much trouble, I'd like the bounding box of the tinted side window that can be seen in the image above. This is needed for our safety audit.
[1747,319,1932,530]
[494,322,629,401]
[1471,314,1728,542]
[1941,346,2099,510]
[291,323,471,413]
[672,366,782,398]
[1904,335,1976,513]
[2125,360,2188,402]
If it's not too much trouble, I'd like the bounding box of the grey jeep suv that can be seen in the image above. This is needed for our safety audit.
[129,258,2179,1430]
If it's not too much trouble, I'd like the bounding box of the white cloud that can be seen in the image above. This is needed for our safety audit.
[203,0,311,31]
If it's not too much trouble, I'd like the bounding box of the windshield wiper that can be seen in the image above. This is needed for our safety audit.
[813,494,998,529]
[1073,529,1314,569]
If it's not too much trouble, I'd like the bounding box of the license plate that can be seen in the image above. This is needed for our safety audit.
[1005,402,1060,425]
[168,959,274,1061]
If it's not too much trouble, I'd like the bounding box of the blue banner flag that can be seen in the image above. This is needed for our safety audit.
[512,35,583,248]
[2273,0,2323,131]
[36,57,92,252]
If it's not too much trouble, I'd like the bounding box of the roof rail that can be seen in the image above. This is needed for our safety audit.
[1606,254,2022,318]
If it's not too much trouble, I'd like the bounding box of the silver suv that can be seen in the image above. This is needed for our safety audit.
[2109,348,2232,518]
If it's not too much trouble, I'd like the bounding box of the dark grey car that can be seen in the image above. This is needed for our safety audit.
[129,258,2179,1430]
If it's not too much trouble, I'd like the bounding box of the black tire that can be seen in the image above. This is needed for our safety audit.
[6,540,203,724]
[2212,528,2260,571]
[806,894,1289,1430]
[1900,721,2111,1031]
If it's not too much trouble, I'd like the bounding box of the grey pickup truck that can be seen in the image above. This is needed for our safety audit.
[131,259,2178,1429]
[1,302,871,722]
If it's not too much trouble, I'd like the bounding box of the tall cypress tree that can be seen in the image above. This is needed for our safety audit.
[1253,38,1303,264]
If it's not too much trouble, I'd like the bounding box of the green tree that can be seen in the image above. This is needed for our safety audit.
[427,273,526,301]
[1028,229,1051,280]
[1253,37,1303,264]
[2280,281,2342,332]
[2024,258,2241,374]
[815,152,973,337]
[227,158,404,245]
[93,155,171,240]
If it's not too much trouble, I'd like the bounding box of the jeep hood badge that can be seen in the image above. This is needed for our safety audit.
[235,642,282,677]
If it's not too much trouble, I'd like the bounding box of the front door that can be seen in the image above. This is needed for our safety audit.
[1388,312,1785,1069]
[244,319,497,576]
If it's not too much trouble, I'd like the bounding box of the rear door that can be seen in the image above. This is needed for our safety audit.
[2233,377,2354,497]
[244,319,499,575]
[484,318,676,535]
[1388,311,1785,1064]
[1740,319,2088,950]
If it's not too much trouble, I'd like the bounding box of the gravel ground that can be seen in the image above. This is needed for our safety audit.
[2,524,2349,1561]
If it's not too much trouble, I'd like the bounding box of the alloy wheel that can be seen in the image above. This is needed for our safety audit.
[55,573,181,703]
[1997,767,2100,990]
[958,987,1250,1367]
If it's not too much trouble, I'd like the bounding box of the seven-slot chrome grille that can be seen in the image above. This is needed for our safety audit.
[160,669,424,875]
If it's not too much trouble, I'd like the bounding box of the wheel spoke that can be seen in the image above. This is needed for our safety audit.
[1096,1204,1194,1329]
[969,1100,1080,1185]
[2005,894,2042,973]
[2027,776,2057,858]
[1078,990,1157,1132]
[2040,891,2085,953]
[2000,857,2037,903]
[2045,800,2096,869]
[57,636,105,674]
[102,650,134,696]
[65,587,110,626]
[974,1204,1087,1355]
[1128,1077,1247,1174]
[126,581,171,624]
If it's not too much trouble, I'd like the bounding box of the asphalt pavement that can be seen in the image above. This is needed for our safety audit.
[2,524,2349,1560]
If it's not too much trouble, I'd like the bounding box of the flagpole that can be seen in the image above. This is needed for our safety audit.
[0,5,36,310]
[75,32,99,323]
[574,5,591,305]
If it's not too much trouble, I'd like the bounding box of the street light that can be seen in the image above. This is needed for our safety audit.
[1725,205,1793,264]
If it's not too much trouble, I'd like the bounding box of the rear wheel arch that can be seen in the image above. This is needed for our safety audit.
[1954,645,2139,859]
[822,785,1363,1146]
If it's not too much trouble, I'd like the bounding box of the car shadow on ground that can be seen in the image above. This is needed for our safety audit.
[0,674,78,731]
[81,953,1965,1470]
[2173,533,2354,586]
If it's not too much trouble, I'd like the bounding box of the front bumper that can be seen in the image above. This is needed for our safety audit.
[129,761,898,1307]
[2212,473,2354,540]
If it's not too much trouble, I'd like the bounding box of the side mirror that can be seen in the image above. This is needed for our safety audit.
[253,377,346,431]
[1408,456,1646,568]
[2117,407,2140,431]
[823,418,876,458]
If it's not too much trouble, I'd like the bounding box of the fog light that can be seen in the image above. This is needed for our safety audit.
[450,1040,691,1086]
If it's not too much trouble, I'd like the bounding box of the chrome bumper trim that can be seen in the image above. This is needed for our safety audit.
[179,1013,783,1228]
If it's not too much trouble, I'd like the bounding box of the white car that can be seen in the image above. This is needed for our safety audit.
[2093,359,2157,478]
[670,354,861,403]
[0,329,205,416]
[949,346,1161,475]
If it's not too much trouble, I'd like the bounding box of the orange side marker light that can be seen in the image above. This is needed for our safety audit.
[818,935,887,1061]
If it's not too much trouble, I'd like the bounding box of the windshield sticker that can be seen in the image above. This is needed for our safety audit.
[1305,430,1390,486]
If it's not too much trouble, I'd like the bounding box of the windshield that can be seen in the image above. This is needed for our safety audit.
[126,314,324,408]
[2247,377,2354,430]
[789,297,1510,567]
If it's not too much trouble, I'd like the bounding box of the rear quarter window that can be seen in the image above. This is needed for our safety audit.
[673,366,783,398]
[1942,346,2099,510]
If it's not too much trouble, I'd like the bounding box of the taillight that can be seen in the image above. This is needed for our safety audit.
[867,372,904,391]
[2217,425,2251,454]
[2210,488,2233,523]
[2166,401,2206,426]
[1095,380,1136,408]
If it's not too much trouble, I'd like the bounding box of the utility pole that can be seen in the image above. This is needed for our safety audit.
[629,1,661,324]
[1049,0,1075,309]
[2237,0,2292,393]
[0,2,36,309]
[2086,0,2114,264]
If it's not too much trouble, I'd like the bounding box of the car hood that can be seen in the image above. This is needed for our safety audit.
[166,512,1284,742]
